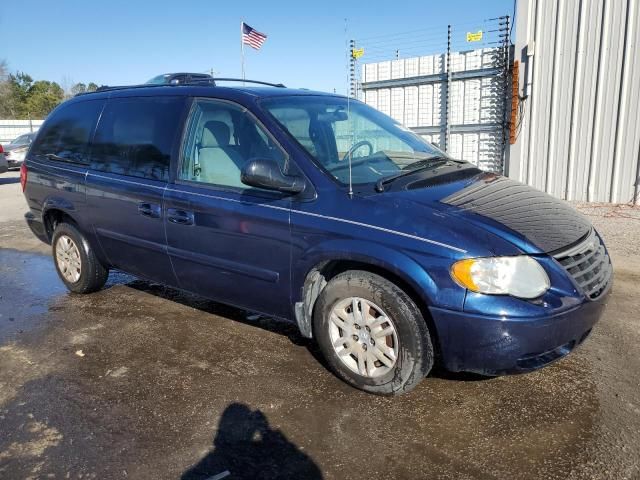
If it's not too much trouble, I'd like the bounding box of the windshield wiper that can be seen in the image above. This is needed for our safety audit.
[46,153,73,163]
[45,153,87,165]
[400,156,451,171]
[375,157,449,192]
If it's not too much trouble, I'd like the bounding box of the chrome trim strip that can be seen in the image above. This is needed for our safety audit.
[166,187,271,207]
[27,160,467,254]
[291,209,467,253]
[166,187,467,253]
[553,229,597,259]
[28,159,88,175]
[87,171,167,190]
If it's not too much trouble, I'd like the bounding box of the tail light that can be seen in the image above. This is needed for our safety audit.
[20,163,28,192]
[0,143,4,153]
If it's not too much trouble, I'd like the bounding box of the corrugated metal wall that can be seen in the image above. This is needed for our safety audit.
[0,120,43,144]
[510,0,640,204]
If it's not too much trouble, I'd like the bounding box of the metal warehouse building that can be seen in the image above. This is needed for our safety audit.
[511,0,640,204]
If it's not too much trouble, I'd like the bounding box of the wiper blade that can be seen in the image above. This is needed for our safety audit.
[400,156,450,171]
[45,153,86,164]
[45,153,73,163]
[375,158,449,192]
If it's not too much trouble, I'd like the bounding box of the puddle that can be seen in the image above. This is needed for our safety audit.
[0,249,67,342]
[0,249,132,343]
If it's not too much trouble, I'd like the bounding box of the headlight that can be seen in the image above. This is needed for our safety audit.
[451,256,550,299]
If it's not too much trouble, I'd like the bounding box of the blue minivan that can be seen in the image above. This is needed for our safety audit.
[21,79,612,395]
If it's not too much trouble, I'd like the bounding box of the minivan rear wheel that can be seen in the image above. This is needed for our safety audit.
[313,271,434,395]
[52,222,109,294]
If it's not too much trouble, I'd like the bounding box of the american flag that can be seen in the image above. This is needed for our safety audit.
[242,22,267,50]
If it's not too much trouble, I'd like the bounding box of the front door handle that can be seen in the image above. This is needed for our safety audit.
[167,208,194,226]
[138,202,161,219]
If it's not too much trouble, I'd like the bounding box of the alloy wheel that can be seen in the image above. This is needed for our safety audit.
[329,297,399,378]
[55,235,82,283]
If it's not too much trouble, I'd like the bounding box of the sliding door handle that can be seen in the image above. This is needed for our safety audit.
[138,202,161,218]
[167,208,194,226]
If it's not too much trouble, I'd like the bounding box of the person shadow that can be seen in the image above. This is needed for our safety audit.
[181,403,323,480]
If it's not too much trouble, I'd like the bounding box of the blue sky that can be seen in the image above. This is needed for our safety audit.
[1,0,512,94]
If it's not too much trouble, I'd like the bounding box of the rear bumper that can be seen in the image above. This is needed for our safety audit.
[25,211,50,245]
[430,291,610,375]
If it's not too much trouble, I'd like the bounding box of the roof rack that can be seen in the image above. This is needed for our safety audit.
[185,77,286,88]
[80,77,286,96]
[92,84,166,93]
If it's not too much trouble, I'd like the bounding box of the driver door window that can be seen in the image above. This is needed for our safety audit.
[180,99,286,189]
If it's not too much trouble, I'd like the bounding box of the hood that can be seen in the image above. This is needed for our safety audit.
[376,171,591,254]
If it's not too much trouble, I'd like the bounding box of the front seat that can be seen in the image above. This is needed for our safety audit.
[198,121,246,188]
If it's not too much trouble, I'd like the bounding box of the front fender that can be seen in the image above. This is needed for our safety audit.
[293,238,464,312]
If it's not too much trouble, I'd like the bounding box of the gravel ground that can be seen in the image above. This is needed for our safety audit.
[575,203,640,261]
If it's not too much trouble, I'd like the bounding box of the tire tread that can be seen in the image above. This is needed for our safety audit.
[52,222,108,294]
[313,270,433,395]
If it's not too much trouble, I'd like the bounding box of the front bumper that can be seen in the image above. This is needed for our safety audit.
[7,158,24,167]
[430,291,610,375]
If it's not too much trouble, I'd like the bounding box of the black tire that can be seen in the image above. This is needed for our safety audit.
[51,222,109,294]
[313,270,434,395]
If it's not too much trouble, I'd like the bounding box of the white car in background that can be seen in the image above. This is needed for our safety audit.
[0,149,7,173]
[3,132,37,169]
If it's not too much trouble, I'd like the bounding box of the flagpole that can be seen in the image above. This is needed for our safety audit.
[240,20,245,83]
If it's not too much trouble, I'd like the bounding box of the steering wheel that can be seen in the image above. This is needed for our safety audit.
[341,140,374,162]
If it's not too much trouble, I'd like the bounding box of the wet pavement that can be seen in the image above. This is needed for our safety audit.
[1,188,640,478]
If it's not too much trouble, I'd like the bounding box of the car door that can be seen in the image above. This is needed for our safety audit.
[163,97,293,318]
[85,95,186,284]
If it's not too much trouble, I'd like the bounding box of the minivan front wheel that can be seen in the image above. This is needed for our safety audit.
[314,271,434,395]
[52,222,109,293]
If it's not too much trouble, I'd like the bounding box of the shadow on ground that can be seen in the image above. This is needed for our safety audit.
[182,403,323,480]
[0,176,20,185]
[126,279,491,383]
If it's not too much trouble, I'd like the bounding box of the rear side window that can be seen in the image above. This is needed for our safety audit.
[31,99,104,164]
[90,96,185,181]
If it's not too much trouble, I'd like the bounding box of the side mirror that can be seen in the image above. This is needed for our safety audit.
[241,158,305,194]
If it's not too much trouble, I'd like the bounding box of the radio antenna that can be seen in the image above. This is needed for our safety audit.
[346,20,354,198]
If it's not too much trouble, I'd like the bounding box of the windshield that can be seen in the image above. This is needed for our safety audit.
[262,96,451,186]
[146,74,169,84]
[11,134,30,145]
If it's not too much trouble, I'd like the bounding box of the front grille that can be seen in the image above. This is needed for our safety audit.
[553,230,612,299]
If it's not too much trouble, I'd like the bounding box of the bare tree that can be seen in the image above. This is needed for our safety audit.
[60,75,76,99]
[0,59,13,118]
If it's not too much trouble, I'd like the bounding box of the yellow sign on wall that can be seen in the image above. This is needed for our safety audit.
[351,48,365,59]
[466,30,483,42]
